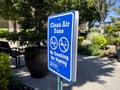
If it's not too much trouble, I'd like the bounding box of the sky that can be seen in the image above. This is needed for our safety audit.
[105,0,120,22]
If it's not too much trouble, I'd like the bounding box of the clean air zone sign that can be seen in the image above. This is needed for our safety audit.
[48,10,79,83]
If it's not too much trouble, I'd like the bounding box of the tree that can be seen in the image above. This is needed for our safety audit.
[0,0,100,33]
[50,0,100,31]
[0,0,20,32]
[113,6,120,15]
[90,0,115,34]
[113,1,120,21]
[17,0,51,32]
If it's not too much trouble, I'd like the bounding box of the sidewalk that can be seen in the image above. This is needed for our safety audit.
[13,55,120,90]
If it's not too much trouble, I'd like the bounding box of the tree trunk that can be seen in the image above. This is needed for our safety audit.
[100,15,105,35]
[12,20,17,33]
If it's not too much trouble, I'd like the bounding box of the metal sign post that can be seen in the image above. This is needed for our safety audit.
[57,76,63,90]
[48,10,79,84]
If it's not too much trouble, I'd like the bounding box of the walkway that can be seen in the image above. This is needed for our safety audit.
[12,55,120,90]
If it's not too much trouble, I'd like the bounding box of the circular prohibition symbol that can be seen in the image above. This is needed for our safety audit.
[50,36,58,50]
[59,37,69,53]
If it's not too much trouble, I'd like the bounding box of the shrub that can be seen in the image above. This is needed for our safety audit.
[87,32,101,42]
[7,30,46,47]
[106,36,120,45]
[0,52,22,90]
[0,28,9,38]
[116,37,120,45]
[104,22,120,37]
[103,21,120,45]
[93,36,108,50]
[78,45,88,54]
[78,44,100,56]
[7,32,19,42]
[87,32,108,50]
[106,36,116,45]
[0,52,11,90]
[87,44,100,56]
[78,36,84,45]
[8,73,21,90]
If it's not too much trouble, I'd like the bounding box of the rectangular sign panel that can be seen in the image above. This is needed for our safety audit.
[48,10,79,83]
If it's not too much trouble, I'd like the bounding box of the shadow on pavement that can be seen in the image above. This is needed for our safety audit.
[64,55,116,90]
[13,55,117,90]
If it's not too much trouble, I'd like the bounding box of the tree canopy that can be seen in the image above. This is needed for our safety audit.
[0,0,111,31]
[0,0,20,32]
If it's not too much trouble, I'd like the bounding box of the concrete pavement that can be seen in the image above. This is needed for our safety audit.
[12,55,120,90]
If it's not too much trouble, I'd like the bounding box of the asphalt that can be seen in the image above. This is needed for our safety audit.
[12,55,120,90]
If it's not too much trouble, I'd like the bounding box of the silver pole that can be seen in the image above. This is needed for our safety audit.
[57,76,63,90]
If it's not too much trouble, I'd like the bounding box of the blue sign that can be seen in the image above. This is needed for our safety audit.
[48,10,79,82]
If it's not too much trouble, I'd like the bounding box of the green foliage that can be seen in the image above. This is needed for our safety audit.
[0,0,100,31]
[104,24,119,37]
[7,30,46,47]
[116,37,120,42]
[0,53,22,90]
[87,32,108,49]
[93,36,108,50]
[87,32,101,42]
[113,6,120,15]
[17,0,50,31]
[0,52,11,90]
[0,0,20,20]
[18,30,45,46]
[7,32,19,42]
[8,73,21,90]
[91,0,115,26]
[90,28,101,33]
[0,28,9,38]
[87,44,100,56]
[78,37,100,56]
[54,0,100,25]
[106,36,116,45]
[78,36,84,45]
[105,36,120,45]
[78,45,89,55]
[115,37,120,45]
[104,21,120,45]
[78,44,100,56]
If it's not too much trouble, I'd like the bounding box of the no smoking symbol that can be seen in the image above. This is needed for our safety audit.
[59,37,69,53]
[50,36,58,50]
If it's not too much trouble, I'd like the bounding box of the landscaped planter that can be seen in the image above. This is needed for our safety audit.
[25,46,49,78]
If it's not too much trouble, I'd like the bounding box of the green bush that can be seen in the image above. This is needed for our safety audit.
[105,36,120,45]
[78,45,88,54]
[7,32,19,42]
[7,30,46,47]
[78,36,84,45]
[93,36,108,50]
[88,44,100,56]
[8,73,21,90]
[0,52,11,90]
[103,21,120,45]
[0,53,22,90]
[87,32,101,42]
[106,36,116,45]
[78,44,100,56]
[0,28,9,38]
[104,22,120,37]
[87,32,108,50]
[116,37,120,42]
